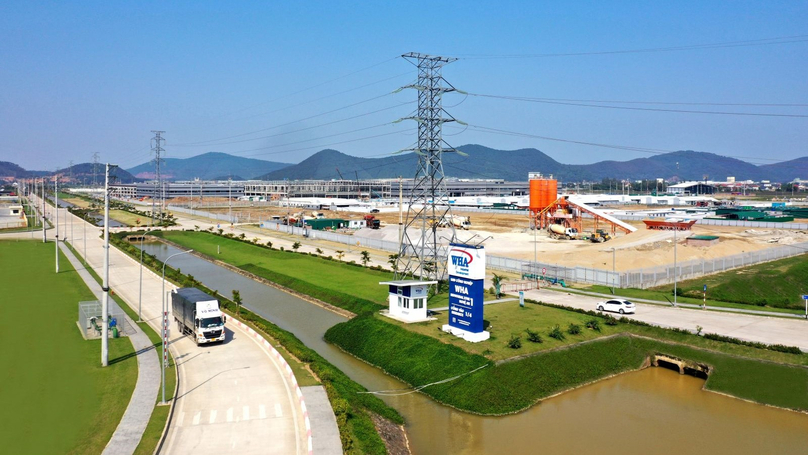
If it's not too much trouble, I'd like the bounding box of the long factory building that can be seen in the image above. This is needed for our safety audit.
[110,179,532,200]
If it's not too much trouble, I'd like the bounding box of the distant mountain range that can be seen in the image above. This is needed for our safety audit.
[257,145,808,183]
[125,152,290,181]
[0,161,137,183]
[3,146,806,183]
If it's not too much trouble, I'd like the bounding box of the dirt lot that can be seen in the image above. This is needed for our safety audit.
[189,202,808,272]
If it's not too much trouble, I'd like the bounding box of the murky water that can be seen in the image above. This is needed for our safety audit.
[142,243,808,454]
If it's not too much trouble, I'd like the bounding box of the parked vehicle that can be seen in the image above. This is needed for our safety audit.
[172,288,226,345]
[596,298,635,314]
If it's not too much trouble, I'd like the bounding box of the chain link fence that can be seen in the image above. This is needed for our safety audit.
[77,300,131,340]
[258,220,807,289]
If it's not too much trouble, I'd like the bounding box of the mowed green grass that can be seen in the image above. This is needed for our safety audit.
[159,231,392,303]
[0,241,137,454]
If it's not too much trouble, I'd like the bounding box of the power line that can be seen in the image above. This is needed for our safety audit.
[469,95,808,108]
[456,34,808,59]
[171,101,413,148]
[184,56,402,127]
[468,93,808,118]
[463,124,792,164]
[172,91,402,147]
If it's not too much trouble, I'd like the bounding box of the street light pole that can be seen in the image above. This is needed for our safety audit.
[161,249,193,404]
[55,175,59,273]
[612,247,616,294]
[673,228,678,307]
[138,229,160,322]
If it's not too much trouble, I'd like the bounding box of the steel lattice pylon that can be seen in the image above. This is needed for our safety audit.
[396,52,461,282]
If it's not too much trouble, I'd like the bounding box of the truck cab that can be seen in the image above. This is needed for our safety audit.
[172,288,226,345]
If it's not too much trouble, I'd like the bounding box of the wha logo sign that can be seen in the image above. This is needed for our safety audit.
[450,248,473,270]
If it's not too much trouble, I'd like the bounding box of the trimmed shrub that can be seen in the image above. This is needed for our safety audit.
[585,319,601,332]
[525,328,543,343]
[548,325,565,341]
[507,335,522,349]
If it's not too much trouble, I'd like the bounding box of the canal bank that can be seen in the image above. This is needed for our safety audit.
[137,241,808,454]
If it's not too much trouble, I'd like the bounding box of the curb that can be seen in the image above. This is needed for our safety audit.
[153,345,180,455]
[228,317,314,455]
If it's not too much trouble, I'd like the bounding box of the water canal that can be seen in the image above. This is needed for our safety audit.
[141,243,808,454]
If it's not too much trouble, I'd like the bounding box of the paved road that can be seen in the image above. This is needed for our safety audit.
[522,288,808,351]
[29,196,309,455]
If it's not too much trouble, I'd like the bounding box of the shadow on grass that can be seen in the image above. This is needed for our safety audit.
[109,342,157,366]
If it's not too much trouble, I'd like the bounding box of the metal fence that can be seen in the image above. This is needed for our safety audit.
[168,205,236,224]
[77,300,131,340]
[258,221,808,289]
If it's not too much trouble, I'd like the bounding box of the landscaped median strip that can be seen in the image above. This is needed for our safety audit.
[227,316,313,455]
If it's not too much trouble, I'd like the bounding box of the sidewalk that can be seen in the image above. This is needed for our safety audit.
[58,241,161,455]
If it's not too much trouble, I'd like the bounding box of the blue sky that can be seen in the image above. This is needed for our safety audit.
[1,1,806,172]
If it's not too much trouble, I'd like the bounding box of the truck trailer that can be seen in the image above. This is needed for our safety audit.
[172,287,226,345]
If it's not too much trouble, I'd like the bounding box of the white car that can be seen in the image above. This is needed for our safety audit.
[596,299,636,314]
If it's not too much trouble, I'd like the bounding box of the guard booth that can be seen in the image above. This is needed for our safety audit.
[379,280,436,323]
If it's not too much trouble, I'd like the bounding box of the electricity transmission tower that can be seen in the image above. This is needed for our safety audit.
[151,130,165,224]
[92,152,100,187]
[396,52,464,282]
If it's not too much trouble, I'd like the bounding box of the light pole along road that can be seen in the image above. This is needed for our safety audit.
[43,199,308,455]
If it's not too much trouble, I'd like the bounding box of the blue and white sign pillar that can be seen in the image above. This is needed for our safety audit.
[442,243,490,342]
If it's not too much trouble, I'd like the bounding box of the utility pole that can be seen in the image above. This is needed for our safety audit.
[101,163,116,367]
[151,130,165,225]
[398,176,403,253]
[396,52,462,281]
[41,178,47,243]
[55,174,59,273]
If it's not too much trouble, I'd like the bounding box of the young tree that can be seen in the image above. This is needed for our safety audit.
[388,253,400,272]
[360,250,371,267]
[492,273,504,298]
[292,241,301,251]
[232,290,242,317]
[315,247,323,255]
[335,250,345,262]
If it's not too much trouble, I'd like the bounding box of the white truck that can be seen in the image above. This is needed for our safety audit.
[172,288,226,345]
[440,215,471,230]
[548,224,578,240]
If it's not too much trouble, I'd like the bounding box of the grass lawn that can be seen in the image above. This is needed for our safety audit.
[157,231,393,304]
[0,240,137,454]
[577,252,808,312]
[397,301,622,361]
[574,284,805,315]
[61,241,178,455]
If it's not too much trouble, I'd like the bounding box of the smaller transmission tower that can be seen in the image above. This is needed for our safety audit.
[151,130,166,223]
[92,152,100,187]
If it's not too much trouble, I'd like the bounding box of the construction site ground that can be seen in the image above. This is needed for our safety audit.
[180,201,808,273]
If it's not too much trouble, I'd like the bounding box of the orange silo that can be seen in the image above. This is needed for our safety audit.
[529,173,557,215]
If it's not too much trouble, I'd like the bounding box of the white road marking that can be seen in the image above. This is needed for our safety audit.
[209,409,217,424]
[259,404,267,419]
[177,412,185,427]
[275,403,283,418]
[226,407,233,422]
[192,411,201,426]
[243,405,250,421]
